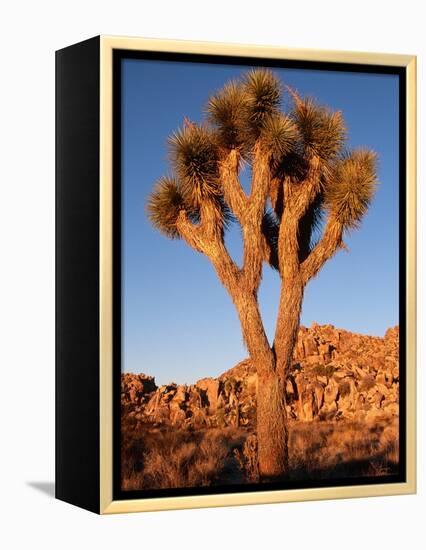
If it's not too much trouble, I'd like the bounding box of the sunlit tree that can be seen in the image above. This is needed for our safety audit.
[147,70,377,479]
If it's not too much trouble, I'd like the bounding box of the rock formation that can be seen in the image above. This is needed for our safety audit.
[121,324,399,430]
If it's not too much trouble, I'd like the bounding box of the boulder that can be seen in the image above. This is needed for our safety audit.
[196,377,220,414]
[303,337,318,357]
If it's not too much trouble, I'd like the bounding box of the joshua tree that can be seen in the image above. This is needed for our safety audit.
[147,70,377,479]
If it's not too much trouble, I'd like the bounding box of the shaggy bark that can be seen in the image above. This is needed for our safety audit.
[234,292,288,478]
[274,281,304,383]
[257,372,289,478]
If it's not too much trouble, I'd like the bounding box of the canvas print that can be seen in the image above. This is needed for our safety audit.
[118,57,401,494]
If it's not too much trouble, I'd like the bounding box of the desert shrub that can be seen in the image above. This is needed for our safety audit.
[338,380,351,398]
[288,418,399,481]
[216,406,227,428]
[122,427,242,490]
[312,365,336,379]
[359,375,376,392]
[142,440,198,488]
[234,433,259,482]
[187,431,231,485]
[224,377,240,396]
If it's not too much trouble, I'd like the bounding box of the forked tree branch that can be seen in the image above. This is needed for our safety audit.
[300,216,344,285]
[218,150,248,223]
[249,145,271,219]
[285,157,322,220]
[276,157,322,273]
[272,158,324,375]
[176,210,208,253]
[176,208,240,292]
[240,145,273,291]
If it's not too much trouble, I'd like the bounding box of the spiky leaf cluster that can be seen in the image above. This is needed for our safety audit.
[292,97,346,161]
[207,70,285,154]
[260,113,300,167]
[169,124,220,206]
[244,69,281,133]
[324,149,377,229]
[146,176,195,238]
[207,81,249,150]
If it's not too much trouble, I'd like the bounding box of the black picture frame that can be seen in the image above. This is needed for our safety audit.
[112,48,407,502]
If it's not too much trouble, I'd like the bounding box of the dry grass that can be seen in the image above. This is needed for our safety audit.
[121,417,399,490]
[289,417,399,480]
[122,426,244,491]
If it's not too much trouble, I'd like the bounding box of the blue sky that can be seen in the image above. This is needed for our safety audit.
[121,58,399,384]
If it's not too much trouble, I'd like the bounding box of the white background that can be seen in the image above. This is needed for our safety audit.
[0,1,424,548]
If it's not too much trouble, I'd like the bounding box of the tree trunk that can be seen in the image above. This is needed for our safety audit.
[274,278,304,384]
[232,292,289,479]
[257,370,288,479]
